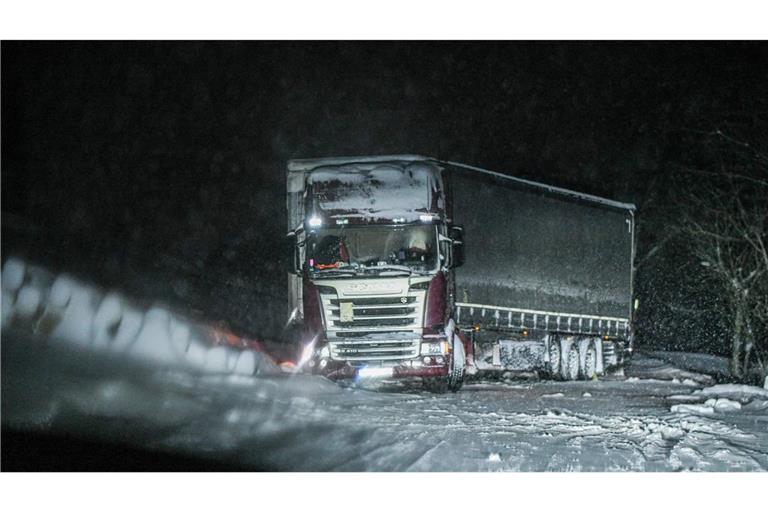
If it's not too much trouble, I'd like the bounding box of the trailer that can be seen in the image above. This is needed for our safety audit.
[447,161,635,380]
[285,155,636,391]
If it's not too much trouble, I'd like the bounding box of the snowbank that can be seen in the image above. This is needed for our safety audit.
[645,351,731,380]
[693,384,768,401]
[1,257,279,376]
[628,353,714,385]
[669,383,768,416]
[704,398,742,412]
[670,404,714,415]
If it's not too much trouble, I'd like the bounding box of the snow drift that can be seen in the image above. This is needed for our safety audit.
[1,257,279,376]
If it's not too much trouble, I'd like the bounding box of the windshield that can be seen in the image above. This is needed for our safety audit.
[307,224,439,275]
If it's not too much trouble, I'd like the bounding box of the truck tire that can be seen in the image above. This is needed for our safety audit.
[582,340,598,380]
[448,368,464,392]
[448,335,465,393]
[424,371,463,394]
[563,342,580,381]
[548,337,562,378]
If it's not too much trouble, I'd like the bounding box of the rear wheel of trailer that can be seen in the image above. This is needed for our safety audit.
[563,340,580,380]
[583,339,598,380]
[547,336,562,378]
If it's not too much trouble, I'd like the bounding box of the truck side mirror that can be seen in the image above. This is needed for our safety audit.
[450,225,465,268]
[284,231,300,274]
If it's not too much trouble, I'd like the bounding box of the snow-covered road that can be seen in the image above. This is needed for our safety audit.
[4,334,767,471]
[3,259,767,471]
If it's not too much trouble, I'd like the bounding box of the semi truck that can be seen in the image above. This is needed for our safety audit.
[285,155,636,392]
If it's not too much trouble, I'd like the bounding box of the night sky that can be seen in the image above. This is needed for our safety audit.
[2,41,767,350]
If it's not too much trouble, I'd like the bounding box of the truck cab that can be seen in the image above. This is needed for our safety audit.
[285,155,467,392]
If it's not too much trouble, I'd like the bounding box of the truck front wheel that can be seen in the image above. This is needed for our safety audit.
[448,335,465,392]
[424,354,465,394]
[447,365,464,393]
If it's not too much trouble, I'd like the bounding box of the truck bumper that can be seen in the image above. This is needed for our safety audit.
[316,356,451,381]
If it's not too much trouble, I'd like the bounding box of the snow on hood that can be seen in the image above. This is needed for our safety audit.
[307,161,445,222]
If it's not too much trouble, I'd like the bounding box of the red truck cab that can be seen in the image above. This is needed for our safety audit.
[285,156,467,392]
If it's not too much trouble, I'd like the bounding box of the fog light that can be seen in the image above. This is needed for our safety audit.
[319,358,328,369]
[436,356,445,364]
[423,356,432,364]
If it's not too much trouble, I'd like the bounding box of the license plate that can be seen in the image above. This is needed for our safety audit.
[357,367,393,379]
[340,301,354,322]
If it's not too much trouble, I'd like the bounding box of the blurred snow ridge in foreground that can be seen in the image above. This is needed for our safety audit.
[1,257,278,376]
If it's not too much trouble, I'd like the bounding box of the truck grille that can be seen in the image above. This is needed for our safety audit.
[321,291,425,361]
[324,295,421,331]
[328,332,421,360]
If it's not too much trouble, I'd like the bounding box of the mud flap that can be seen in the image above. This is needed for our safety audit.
[498,340,546,371]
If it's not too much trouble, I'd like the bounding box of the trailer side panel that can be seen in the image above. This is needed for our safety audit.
[449,168,634,322]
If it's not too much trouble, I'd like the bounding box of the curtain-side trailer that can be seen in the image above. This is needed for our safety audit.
[448,162,635,380]
[285,156,636,392]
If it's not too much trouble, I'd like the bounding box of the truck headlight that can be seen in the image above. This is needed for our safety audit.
[420,341,449,355]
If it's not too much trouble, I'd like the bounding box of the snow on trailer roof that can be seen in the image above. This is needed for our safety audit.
[287,155,635,211]
[442,160,636,212]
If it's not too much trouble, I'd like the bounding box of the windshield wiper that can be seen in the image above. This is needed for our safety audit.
[311,268,358,277]
[361,264,423,276]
